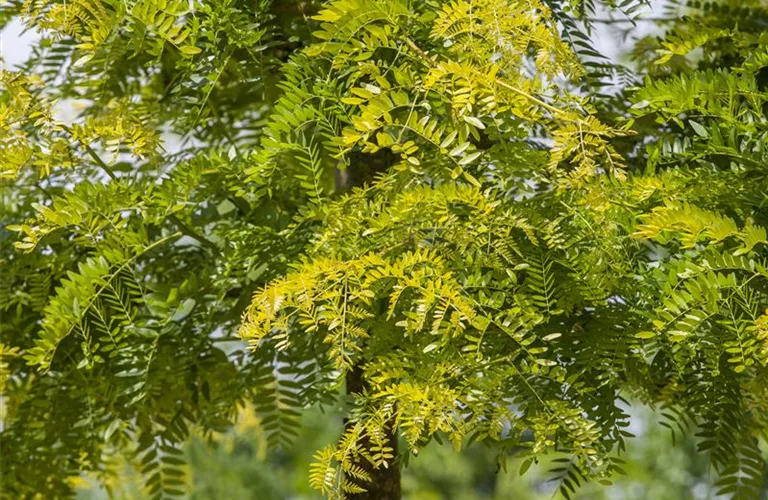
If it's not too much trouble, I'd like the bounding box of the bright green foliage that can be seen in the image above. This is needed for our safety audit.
[618,3,768,497]
[3,0,768,499]
[1,0,314,497]
[247,0,629,204]
[243,182,636,497]
[240,0,768,498]
[237,0,647,496]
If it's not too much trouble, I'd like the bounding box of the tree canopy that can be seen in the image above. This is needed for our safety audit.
[1,0,768,499]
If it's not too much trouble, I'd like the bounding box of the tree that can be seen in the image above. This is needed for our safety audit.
[2,1,768,500]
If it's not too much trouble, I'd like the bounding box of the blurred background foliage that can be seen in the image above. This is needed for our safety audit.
[77,402,768,499]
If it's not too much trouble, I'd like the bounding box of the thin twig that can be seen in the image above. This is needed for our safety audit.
[167,213,218,251]
[82,143,118,181]
[579,16,677,24]
[60,124,119,181]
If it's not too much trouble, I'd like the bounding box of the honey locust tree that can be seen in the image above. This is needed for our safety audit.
[2,1,768,500]
[238,0,768,498]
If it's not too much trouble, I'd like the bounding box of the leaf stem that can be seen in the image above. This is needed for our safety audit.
[83,143,118,181]
[167,213,218,251]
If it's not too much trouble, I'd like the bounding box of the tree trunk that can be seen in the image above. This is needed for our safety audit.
[337,153,401,499]
[345,364,401,500]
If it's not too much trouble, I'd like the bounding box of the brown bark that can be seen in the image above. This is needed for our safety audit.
[345,364,401,500]
[337,150,401,499]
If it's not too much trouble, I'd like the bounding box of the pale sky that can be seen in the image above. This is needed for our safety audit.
[0,18,39,70]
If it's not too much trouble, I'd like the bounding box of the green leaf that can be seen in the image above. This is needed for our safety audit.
[171,298,196,322]
[635,331,657,339]
[689,120,709,138]
[449,143,470,156]
[463,116,486,129]
[458,151,482,165]
[180,46,201,56]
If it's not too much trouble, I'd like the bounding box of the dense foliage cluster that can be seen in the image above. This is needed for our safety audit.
[1,0,767,498]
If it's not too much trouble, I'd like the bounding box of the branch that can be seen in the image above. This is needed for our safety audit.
[404,37,572,118]
[82,143,118,180]
[42,232,183,373]
[578,16,677,24]
[60,124,119,181]
[167,213,218,251]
